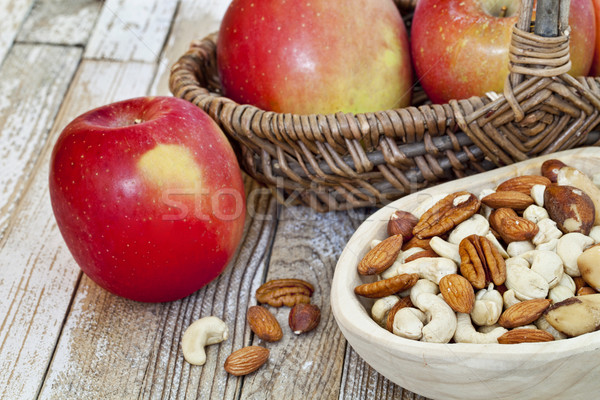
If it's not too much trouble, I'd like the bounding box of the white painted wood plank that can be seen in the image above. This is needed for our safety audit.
[150,0,231,95]
[17,0,103,46]
[85,0,178,62]
[0,0,34,63]
[0,44,81,239]
[0,59,155,400]
[39,178,277,399]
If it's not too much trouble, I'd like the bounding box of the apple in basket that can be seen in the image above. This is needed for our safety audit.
[49,96,246,302]
[411,0,596,104]
[216,0,413,114]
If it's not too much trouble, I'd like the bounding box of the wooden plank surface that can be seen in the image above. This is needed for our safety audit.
[0,59,155,400]
[150,0,231,95]
[84,0,178,63]
[0,44,81,238]
[16,0,103,45]
[0,0,34,63]
[40,177,277,399]
[238,206,367,399]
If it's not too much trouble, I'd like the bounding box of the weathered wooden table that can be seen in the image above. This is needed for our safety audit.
[0,1,428,398]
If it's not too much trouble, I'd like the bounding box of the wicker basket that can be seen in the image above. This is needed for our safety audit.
[169,0,600,212]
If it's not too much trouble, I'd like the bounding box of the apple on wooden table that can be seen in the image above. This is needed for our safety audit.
[49,96,246,302]
[411,0,596,104]
[216,0,413,114]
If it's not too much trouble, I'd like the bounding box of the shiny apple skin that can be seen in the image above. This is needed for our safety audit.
[217,0,413,114]
[411,0,595,104]
[49,97,246,302]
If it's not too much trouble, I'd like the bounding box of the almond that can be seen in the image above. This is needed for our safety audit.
[357,234,403,275]
[489,208,539,243]
[496,175,551,194]
[247,305,283,342]
[498,298,551,328]
[497,329,555,344]
[224,346,269,376]
[288,303,321,334]
[438,274,475,313]
[481,191,534,210]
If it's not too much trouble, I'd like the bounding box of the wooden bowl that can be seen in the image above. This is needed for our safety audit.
[331,147,600,400]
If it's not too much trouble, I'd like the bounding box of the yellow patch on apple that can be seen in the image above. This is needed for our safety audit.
[137,144,202,189]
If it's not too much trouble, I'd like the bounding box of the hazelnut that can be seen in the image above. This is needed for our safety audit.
[288,303,320,335]
[387,210,418,240]
[541,159,567,182]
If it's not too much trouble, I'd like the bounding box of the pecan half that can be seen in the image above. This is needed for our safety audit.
[357,234,403,275]
[459,234,506,289]
[489,208,539,243]
[354,273,419,298]
[256,279,314,307]
[412,191,481,239]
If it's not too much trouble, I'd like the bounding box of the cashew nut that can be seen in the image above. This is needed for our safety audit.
[532,218,563,246]
[535,316,567,340]
[536,238,558,252]
[411,193,448,218]
[519,250,563,288]
[506,241,535,258]
[589,226,600,243]
[391,257,457,284]
[409,279,440,305]
[557,166,600,225]
[371,295,400,326]
[454,313,507,343]
[523,204,549,224]
[429,236,461,264]
[556,233,595,276]
[485,232,509,258]
[448,214,489,245]
[470,285,503,326]
[380,247,424,279]
[530,184,546,207]
[181,316,229,366]
[411,292,457,343]
[548,273,577,304]
[370,239,382,249]
[392,307,427,340]
[503,289,521,308]
[505,257,549,300]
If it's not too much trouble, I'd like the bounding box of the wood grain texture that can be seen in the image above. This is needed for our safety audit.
[39,176,277,400]
[339,345,429,400]
[238,205,368,399]
[150,0,231,96]
[0,59,155,400]
[0,44,81,239]
[16,0,103,45]
[0,0,34,63]
[84,0,178,62]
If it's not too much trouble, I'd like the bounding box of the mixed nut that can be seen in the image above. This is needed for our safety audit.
[182,278,320,376]
[357,159,600,344]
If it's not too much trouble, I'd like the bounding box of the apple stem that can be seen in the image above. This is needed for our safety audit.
[500,5,507,18]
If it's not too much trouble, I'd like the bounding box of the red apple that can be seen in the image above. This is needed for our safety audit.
[216,0,413,114]
[49,97,246,302]
[411,0,596,104]
[590,0,600,75]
